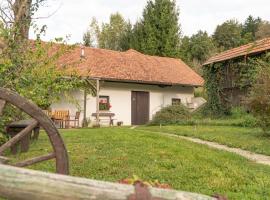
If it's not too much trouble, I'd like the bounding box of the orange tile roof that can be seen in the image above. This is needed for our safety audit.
[204,37,270,65]
[58,47,204,86]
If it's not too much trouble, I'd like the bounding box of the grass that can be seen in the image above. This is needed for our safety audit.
[139,125,270,156]
[7,127,270,199]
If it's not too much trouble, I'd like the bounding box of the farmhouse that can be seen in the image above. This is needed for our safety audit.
[51,46,204,126]
[203,37,270,109]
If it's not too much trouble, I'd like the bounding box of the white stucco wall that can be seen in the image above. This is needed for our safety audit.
[50,82,195,126]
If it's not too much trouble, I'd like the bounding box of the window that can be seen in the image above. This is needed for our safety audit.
[99,96,111,111]
[172,98,181,105]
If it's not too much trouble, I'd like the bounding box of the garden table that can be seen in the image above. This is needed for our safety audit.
[92,112,115,126]
[6,119,40,154]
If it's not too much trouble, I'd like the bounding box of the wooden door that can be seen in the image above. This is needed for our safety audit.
[131,91,150,125]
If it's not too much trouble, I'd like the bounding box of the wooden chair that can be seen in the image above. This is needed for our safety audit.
[52,110,70,129]
[43,110,52,117]
[65,112,80,128]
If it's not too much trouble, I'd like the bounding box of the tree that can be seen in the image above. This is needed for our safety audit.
[119,21,133,51]
[128,21,144,52]
[98,13,128,51]
[83,30,92,47]
[242,15,262,42]
[0,1,96,109]
[180,31,215,65]
[0,0,47,44]
[179,36,191,64]
[213,19,242,50]
[255,21,270,40]
[83,17,99,47]
[132,0,181,57]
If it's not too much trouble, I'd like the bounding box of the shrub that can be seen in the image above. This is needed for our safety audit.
[150,105,191,125]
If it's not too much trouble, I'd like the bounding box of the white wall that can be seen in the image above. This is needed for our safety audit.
[50,82,195,126]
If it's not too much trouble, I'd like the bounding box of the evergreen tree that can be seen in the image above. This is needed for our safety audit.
[119,21,133,51]
[132,0,181,58]
[242,15,262,42]
[179,36,191,64]
[129,22,145,52]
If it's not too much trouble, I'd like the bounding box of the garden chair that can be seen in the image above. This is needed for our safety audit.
[52,110,70,129]
[65,111,80,128]
[42,110,52,117]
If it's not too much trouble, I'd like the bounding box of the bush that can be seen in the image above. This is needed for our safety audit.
[149,105,191,125]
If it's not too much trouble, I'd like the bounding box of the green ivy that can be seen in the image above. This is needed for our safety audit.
[203,63,224,116]
[203,56,263,116]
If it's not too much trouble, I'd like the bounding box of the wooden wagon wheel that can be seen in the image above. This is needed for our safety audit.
[0,88,69,175]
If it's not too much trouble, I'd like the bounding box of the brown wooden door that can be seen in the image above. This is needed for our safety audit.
[131,91,150,125]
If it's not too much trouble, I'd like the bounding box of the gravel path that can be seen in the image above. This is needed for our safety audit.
[142,130,270,166]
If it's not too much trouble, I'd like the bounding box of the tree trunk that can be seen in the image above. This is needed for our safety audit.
[13,0,33,42]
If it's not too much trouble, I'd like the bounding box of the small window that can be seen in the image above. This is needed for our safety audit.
[172,98,181,105]
[99,96,111,111]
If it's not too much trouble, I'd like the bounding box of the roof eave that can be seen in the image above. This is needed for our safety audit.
[88,76,203,87]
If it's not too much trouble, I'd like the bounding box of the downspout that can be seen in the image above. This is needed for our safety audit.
[162,94,165,107]
[82,90,88,127]
[81,46,88,128]
[96,79,100,127]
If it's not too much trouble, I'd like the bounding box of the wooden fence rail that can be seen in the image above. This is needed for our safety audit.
[0,164,214,200]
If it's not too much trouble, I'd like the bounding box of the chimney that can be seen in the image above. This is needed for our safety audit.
[80,45,85,58]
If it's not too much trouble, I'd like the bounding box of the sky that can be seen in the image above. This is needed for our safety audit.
[30,0,270,44]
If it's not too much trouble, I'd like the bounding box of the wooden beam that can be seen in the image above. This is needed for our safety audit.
[0,164,213,200]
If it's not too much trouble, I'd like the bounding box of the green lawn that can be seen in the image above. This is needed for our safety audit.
[8,127,270,200]
[139,125,270,156]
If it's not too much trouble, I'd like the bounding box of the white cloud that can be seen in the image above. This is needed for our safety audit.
[30,0,270,44]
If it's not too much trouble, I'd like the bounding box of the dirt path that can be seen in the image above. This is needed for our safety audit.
[141,130,270,166]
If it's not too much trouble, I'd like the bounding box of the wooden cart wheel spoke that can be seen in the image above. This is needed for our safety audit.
[0,88,69,174]
[14,153,56,167]
[0,100,6,116]
[0,120,38,155]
